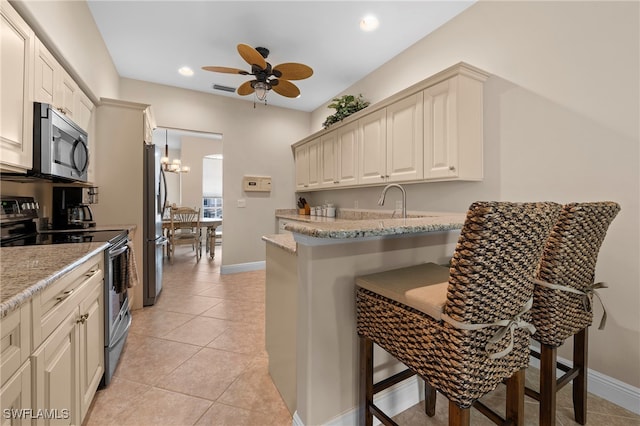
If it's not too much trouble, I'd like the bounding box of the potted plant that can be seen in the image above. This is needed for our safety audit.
[322,94,370,129]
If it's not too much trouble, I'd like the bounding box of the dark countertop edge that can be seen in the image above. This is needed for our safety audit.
[0,243,109,318]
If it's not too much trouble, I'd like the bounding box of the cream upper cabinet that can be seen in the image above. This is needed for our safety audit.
[335,121,358,187]
[34,37,94,132]
[74,90,94,132]
[319,131,337,187]
[319,123,358,188]
[386,92,423,182]
[292,63,488,192]
[358,109,387,185]
[34,38,57,105]
[0,0,34,173]
[423,74,484,181]
[295,138,320,190]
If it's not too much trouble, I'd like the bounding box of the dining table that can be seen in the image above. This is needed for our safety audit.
[162,217,222,259]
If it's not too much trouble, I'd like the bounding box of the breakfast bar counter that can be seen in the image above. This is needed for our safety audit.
[264,212,466,425]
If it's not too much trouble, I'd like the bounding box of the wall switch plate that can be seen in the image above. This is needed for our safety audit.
[237,199,246,208]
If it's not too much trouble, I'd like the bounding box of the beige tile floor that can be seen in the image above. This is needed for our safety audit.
[84,245,640,426]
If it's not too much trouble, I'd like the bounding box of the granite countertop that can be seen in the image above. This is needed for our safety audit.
[262,233,297,254]
[284,214,467,240]
[0,242,108,318]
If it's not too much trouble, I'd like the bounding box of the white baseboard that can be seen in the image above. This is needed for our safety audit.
[528,354,640,415]
[292,358,640,426]
[220,261,265,275]
[293,376,422,426]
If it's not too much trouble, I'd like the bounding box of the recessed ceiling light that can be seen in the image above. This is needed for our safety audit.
[178,66,194,77]
[360,15,379,32]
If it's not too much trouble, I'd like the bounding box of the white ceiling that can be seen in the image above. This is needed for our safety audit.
[87,1,474,112]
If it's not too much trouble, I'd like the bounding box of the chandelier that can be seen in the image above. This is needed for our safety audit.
[160,129,190,173]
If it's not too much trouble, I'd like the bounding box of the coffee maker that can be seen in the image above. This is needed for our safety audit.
[52,187,98,229]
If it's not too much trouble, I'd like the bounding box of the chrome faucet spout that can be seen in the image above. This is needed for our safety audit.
[377,184,407,218]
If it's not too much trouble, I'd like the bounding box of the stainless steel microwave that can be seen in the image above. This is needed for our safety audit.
[32,102,89,182]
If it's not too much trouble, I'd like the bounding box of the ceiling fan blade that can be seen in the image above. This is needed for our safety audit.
[202,66,249,75]
[237,44,267,69]
[273,63,313,80]
[272,79,300,98]
[237,80,255,96]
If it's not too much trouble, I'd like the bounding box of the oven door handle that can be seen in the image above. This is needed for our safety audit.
[109,244,129,258]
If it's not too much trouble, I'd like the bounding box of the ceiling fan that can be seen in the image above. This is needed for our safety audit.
[202,44,313,101]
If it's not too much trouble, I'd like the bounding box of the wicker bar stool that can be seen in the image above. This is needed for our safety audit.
[527,202,620,426]
[356,201,561,426]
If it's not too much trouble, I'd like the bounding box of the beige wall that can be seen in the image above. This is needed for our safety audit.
[179,134,222,212]
[307,1,640,388]
[119,79,310,268]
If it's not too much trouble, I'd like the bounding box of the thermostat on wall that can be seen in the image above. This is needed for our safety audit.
[243,175,272,192]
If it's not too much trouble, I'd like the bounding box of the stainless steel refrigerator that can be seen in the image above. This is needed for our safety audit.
[143,144,168,306]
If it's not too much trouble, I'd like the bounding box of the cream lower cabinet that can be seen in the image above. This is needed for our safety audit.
[31,309,77,425]
[27,252,104,426]
[0,360,31,426]
[0,0,34,173]
[0,303,32,426]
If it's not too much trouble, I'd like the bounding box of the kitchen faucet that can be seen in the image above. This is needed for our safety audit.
[377,184,407,218]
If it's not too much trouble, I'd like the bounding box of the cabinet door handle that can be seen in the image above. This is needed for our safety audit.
[333,181,339,184]
[449,166,456,171]
[380,175,385,179]
[56,288,75,304]
[76,313,89,325]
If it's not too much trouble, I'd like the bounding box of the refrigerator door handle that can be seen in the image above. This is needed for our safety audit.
[160,168,168,219]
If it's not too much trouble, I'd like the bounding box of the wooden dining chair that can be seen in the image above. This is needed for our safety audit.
[356,201,561,426]
[528,202,620,426]
[167,206,202,263]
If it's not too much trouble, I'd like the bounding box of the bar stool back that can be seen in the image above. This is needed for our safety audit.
[356,201,561,426]
[528,202,620,425]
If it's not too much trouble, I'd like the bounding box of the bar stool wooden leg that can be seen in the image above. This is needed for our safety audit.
[359,336,374,426]
[540,344,557,426]
[505,368,525,426]
[425,381,436,416]
[573,329,588,425]
[449,402,470,426]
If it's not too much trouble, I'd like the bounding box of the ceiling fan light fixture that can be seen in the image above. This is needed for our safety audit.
[254,81,269,101]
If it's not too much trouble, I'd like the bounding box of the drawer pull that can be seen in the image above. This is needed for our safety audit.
[55,289,75,304]
[85,269,99,277]
[76,313,89,324]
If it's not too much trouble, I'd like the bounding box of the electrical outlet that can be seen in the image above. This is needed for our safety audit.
[395,200,403,210]
[354,200,359,208]
[237,199,246,208]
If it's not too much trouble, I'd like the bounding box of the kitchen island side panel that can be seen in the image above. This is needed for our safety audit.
[294,230,460,425]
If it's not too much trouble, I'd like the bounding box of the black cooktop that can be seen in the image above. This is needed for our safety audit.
[1,229,127,247]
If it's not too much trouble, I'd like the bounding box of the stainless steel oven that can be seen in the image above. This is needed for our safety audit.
[102,231,132,387]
